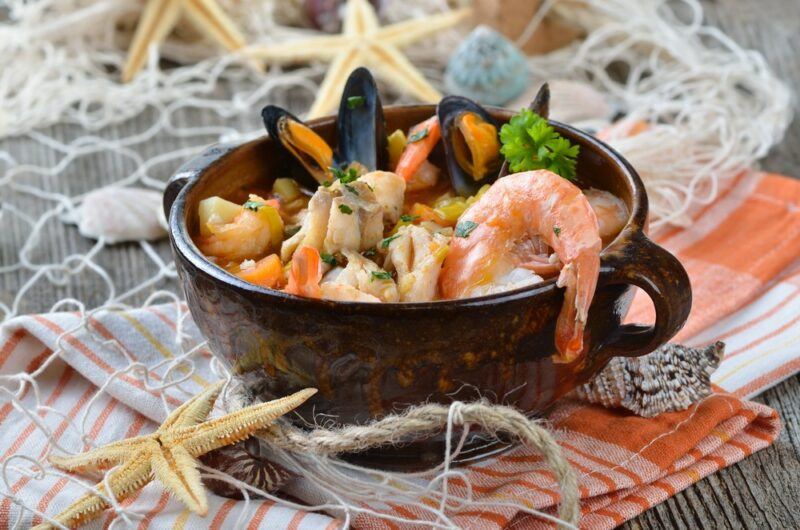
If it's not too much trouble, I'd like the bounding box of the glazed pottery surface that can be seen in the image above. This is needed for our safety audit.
[164,106,692,430]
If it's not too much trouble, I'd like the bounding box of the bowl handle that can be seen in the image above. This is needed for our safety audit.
[598,233,692,358]
[163,143,239,219]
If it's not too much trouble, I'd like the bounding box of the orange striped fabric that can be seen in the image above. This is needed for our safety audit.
[0,171,797,529]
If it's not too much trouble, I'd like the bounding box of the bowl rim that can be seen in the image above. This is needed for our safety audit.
[169,104,648,313]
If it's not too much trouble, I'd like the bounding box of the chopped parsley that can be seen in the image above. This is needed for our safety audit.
[380,234,401,248]
[243,200,265,211]
[320,252,338,266]
[338,204,353,215]
[553,226,561,237]
[499,108,580,180]
[408,128,429,143]
[346,96,366,109]
[322,180,332,187]
[400,214,420,223]
[343,183,359,195]
[371,270,392,281]
[362,248,377,258]
[330,166,359,184]
[455,220,479,238]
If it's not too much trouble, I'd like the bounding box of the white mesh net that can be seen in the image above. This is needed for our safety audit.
[0,0,793,527]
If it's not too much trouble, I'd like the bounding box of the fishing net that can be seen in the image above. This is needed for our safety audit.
[0,0,792,527]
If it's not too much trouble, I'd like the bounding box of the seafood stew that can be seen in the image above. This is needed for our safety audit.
[190,69,631,363]
[167,95,692,428]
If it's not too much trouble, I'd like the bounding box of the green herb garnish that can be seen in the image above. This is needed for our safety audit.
[381,234,401,248]
[330,166,359,183]
[455,220,479,238]
[320,252,338,266]
[499,108,580,179]
[553,226,561,236]
[322,180,332,187]
[408,128,429,143]
[362,248,377,258]
[338,204,353,215]
[400,214,420,223]
[343,183,359,195]
[243,200,265,211]
[371,270,392,281]
[347,96,366,109]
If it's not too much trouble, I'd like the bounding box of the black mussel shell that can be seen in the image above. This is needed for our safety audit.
[498,82,550,178]
[438,95,502,197]
[261,105,325,189]
[336,67,387,172]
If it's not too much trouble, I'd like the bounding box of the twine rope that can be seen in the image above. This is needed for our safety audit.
[247,395,581,527]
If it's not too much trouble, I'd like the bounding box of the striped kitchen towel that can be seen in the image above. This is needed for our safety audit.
[0,171,798,529]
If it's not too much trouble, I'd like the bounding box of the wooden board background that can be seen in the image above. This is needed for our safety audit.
[0,0,797,527]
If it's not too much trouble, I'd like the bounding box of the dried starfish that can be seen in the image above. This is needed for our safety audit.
[122,0,249,82]
[246,0,472,118]
[33,383,316,529]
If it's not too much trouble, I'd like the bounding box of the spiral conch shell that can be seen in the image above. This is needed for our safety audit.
[573,342,724,417]
[68,186,168,244]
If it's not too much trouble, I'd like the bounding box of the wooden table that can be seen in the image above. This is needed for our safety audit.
[0,1,797,528]
[624,2,800,528]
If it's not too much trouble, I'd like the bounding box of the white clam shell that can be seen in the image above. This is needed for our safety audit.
[512,79,613,125]
[71,186,167,244]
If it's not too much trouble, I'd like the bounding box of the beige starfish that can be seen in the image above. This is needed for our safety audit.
[246,0,472,118]
[122,0,249,82]
[33,384,316,529]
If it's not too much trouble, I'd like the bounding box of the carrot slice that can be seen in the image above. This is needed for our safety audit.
[395,116,441,182]
[410,203,450,227]
[284,246,322,298]
[236,254,283,289]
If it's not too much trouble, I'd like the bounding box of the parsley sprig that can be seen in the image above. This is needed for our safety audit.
[499,109,579,180]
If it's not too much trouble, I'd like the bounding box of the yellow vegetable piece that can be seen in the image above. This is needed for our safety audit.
[387,129,407,170]
[272,178,302,202]
[434,200,467,223]
[198,196,243,237]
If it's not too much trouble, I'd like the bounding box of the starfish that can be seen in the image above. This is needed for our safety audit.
[122,0,249,82]
[33,384,316,529]
[246,0,472,118]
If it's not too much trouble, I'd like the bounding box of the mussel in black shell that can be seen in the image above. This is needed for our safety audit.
[336,66,388,174]
[438,95,502,196]
[261,67,387,189]
[261,106,334,188]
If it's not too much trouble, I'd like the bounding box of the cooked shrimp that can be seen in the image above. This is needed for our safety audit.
[440,170,602,363]
[358,171,406,224]
[384,225,449,302]
[285,245,322,298]
[395,116,441,182]
[198,203,276,262]
[584,188,628,243]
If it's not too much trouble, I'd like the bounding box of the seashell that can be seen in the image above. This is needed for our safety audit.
[68,186,168,244]
[511,79,613,125]
[200,436,292,499]
[444,25,529,106]
[572,342,724,417]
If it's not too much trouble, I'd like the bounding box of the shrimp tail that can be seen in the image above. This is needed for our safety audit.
[285,245,322,298]
[554,250,599,363]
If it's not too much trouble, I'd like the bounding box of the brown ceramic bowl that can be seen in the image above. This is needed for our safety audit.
[164,106,691,439]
